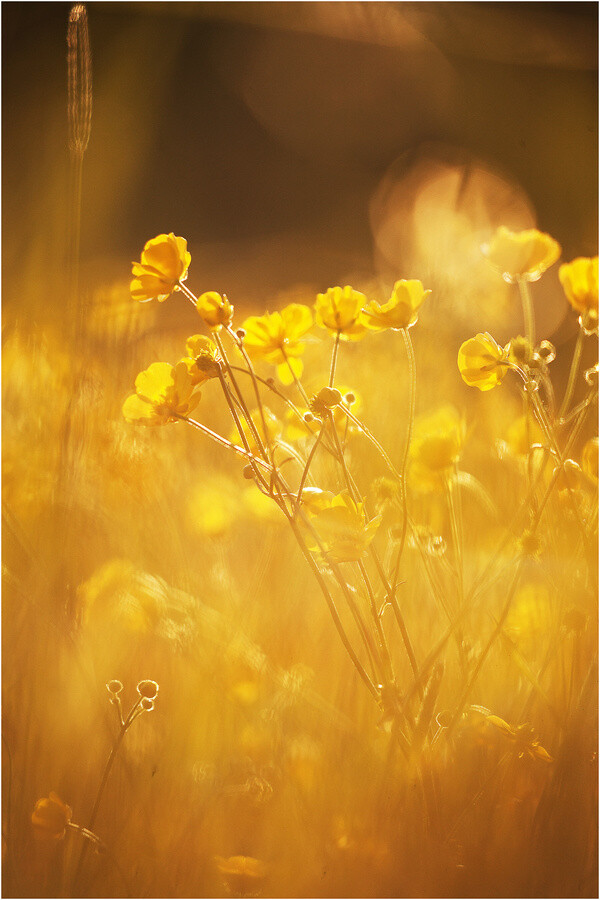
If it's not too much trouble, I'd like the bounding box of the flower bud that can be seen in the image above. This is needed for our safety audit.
[106,680,123,696]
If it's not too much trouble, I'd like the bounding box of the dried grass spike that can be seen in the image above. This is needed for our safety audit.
[68,4,92,155]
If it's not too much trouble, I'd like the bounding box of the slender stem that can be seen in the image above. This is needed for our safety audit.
[72,697,143,891]
[294,424,325,513]
[558,326,585,421]
[180,416,273,473]
[391,328,417,595]
[446,565,523,739]
[358,559,394,684]
[282,511,378,698]
[227,327,274,463]
[281,346,311,406]
[329,332,341,387]
[517,276,536,348]
[445,472,465,607]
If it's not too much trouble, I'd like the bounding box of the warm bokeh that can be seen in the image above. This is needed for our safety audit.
[2,4,598,898]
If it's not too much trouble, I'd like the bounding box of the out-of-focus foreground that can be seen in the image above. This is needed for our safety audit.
[2,4,598,898]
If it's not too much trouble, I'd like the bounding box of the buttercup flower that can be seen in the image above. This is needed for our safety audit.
[559,256,599,316]
[363,280,431,331]
[307,492,381,563]
[242,303,313,384]
[180,335,221,385]
[122,361,200,426]
[31,793,72,841]
[131,233,191,302]
[315,286,368,340]
[457,332,511,391]
[196,291,234,331]
[409,405,465,489]
[482,227,561,283]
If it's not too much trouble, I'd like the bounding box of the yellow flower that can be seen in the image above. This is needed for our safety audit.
[122,361,200,426]
[482,226,561,283]
[31,793,72,841]
[130,233,191,302]
[196,291,234,331]
[242,303,313,384]
[559,256,599,315]
[505,414,544,457]
[180,335,221,386]
[231,407,282,455]
[307,492,381,563]
[457,332,511,391]
[187,477,239,537]
[582,436,599,483]
[363,280,431,331]
[315,286,368,340]
[409,405,465,489]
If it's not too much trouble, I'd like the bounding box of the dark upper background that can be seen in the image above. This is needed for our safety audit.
[2,2,598,336]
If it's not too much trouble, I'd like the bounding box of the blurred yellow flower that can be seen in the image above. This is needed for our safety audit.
[196,291,233,331]
[130,233,191,302]
[409,405,465,488]
[215,855,267,894]
[457,332,511,391]
[482,226,561,283]
[242,303,313,384]
[363,280,431,331]
[231,406,282,455]
[187,477,239,537]
[307,492,381,563]
[506,583,553,643]
[31,793,72,841]
[315,286,368,340]
[554,459,583,492]
[484,714,553,763]
[122,361,200,426]
[505,414,544,457]
[180,335,221,386]
[559,256,599,315]
[582,436,599,483]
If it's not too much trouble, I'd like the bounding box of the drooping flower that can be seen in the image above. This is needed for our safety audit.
[559,256,599,317]
[242,303,313,384]
[306,492,381,563]
[457,332,511,391]
[31,793,73,841]
[122,361,200,426]
[196,291,234,331]
[482,227,561,283]
[130,233,191,302]
[315,286,369,340]
[180,335,221,385]
[409,405,465,490]
[363,280,431,331]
